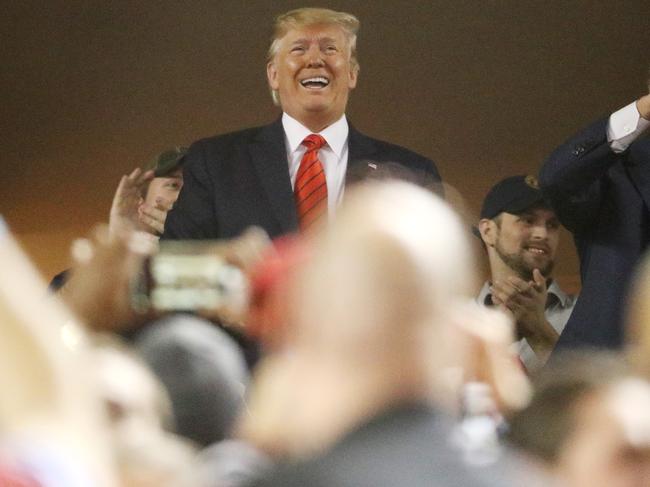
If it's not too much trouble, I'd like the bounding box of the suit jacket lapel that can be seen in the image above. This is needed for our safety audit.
[249,118,298,233]
[347,124,379,177]
[247,121,379,232]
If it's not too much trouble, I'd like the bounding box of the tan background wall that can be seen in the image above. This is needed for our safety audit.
[2,1,648,294]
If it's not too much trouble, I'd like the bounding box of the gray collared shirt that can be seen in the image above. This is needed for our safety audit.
[477,280,577,372]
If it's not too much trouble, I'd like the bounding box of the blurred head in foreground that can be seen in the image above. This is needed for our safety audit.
[242,180,484,456]
[557,377,650,487]
[626,252,650,375]
[507,351,650,487]
[133,314,250,448]
[92,336,199,487]
[294,179,473,354]
[291,179,475,389]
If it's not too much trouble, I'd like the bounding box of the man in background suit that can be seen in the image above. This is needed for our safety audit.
[163,7,440,240]
[540,86,650,350]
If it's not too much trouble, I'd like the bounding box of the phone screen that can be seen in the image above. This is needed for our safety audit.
[131,240,248,313]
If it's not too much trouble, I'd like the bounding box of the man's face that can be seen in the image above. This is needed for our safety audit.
[266,23,358,129]
[143,167,183,208]
[492,206,560,280]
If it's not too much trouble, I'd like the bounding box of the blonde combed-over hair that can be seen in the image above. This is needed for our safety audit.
[267,8,360,106]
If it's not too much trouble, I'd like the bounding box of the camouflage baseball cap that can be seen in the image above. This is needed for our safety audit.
[146,146,189,177]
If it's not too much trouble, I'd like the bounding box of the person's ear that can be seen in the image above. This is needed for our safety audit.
[478,219,497,247]
[348,63,358,90]
[267,61,279,90]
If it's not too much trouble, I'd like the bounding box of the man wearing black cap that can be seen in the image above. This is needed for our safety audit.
[476,175,575,371]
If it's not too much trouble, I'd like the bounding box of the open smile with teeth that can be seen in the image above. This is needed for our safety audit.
[525,246,548,255]
[300,76,330,89]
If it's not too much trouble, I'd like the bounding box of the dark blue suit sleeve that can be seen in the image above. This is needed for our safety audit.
[539,118,622,234]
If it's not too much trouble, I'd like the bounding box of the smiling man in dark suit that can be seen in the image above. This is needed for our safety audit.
[163,7,440,240]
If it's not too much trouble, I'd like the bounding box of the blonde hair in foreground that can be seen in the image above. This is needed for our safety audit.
[626,253,650,375]
[238,182,532,458]
[251,181,477,455]
[292,180,476,364]
[267,7,360,106]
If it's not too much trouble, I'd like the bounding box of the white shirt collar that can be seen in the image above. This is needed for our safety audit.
[546,280,572,308]
[281,112,349,158]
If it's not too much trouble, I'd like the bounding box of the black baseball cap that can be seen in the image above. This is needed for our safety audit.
[473,175,548,239]
[146,146,188,177]
[480,175,547,220]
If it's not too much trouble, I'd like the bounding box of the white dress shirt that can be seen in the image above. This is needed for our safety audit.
[282,113,349,219]
[607,101,650,153]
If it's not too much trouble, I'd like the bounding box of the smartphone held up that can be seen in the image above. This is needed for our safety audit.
[132,227,272,324]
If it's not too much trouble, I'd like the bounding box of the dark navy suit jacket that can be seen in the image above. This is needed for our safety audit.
[162,118,441,240]
[540,118,650,349]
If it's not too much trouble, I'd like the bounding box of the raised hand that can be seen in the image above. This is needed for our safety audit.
[138,197,173,236]
[108,168,154,238]
[637,93,650,120]
[63,225,156,332]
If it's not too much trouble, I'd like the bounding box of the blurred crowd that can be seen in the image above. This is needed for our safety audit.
[5,169,650,486]
[4,6,650,487]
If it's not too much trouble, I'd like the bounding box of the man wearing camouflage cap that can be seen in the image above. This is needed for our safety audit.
[49,147,187,292]
[109,146,187,238]
[476,175,576,372]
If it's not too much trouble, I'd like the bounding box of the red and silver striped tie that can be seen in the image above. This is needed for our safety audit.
[294,134,328,231]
